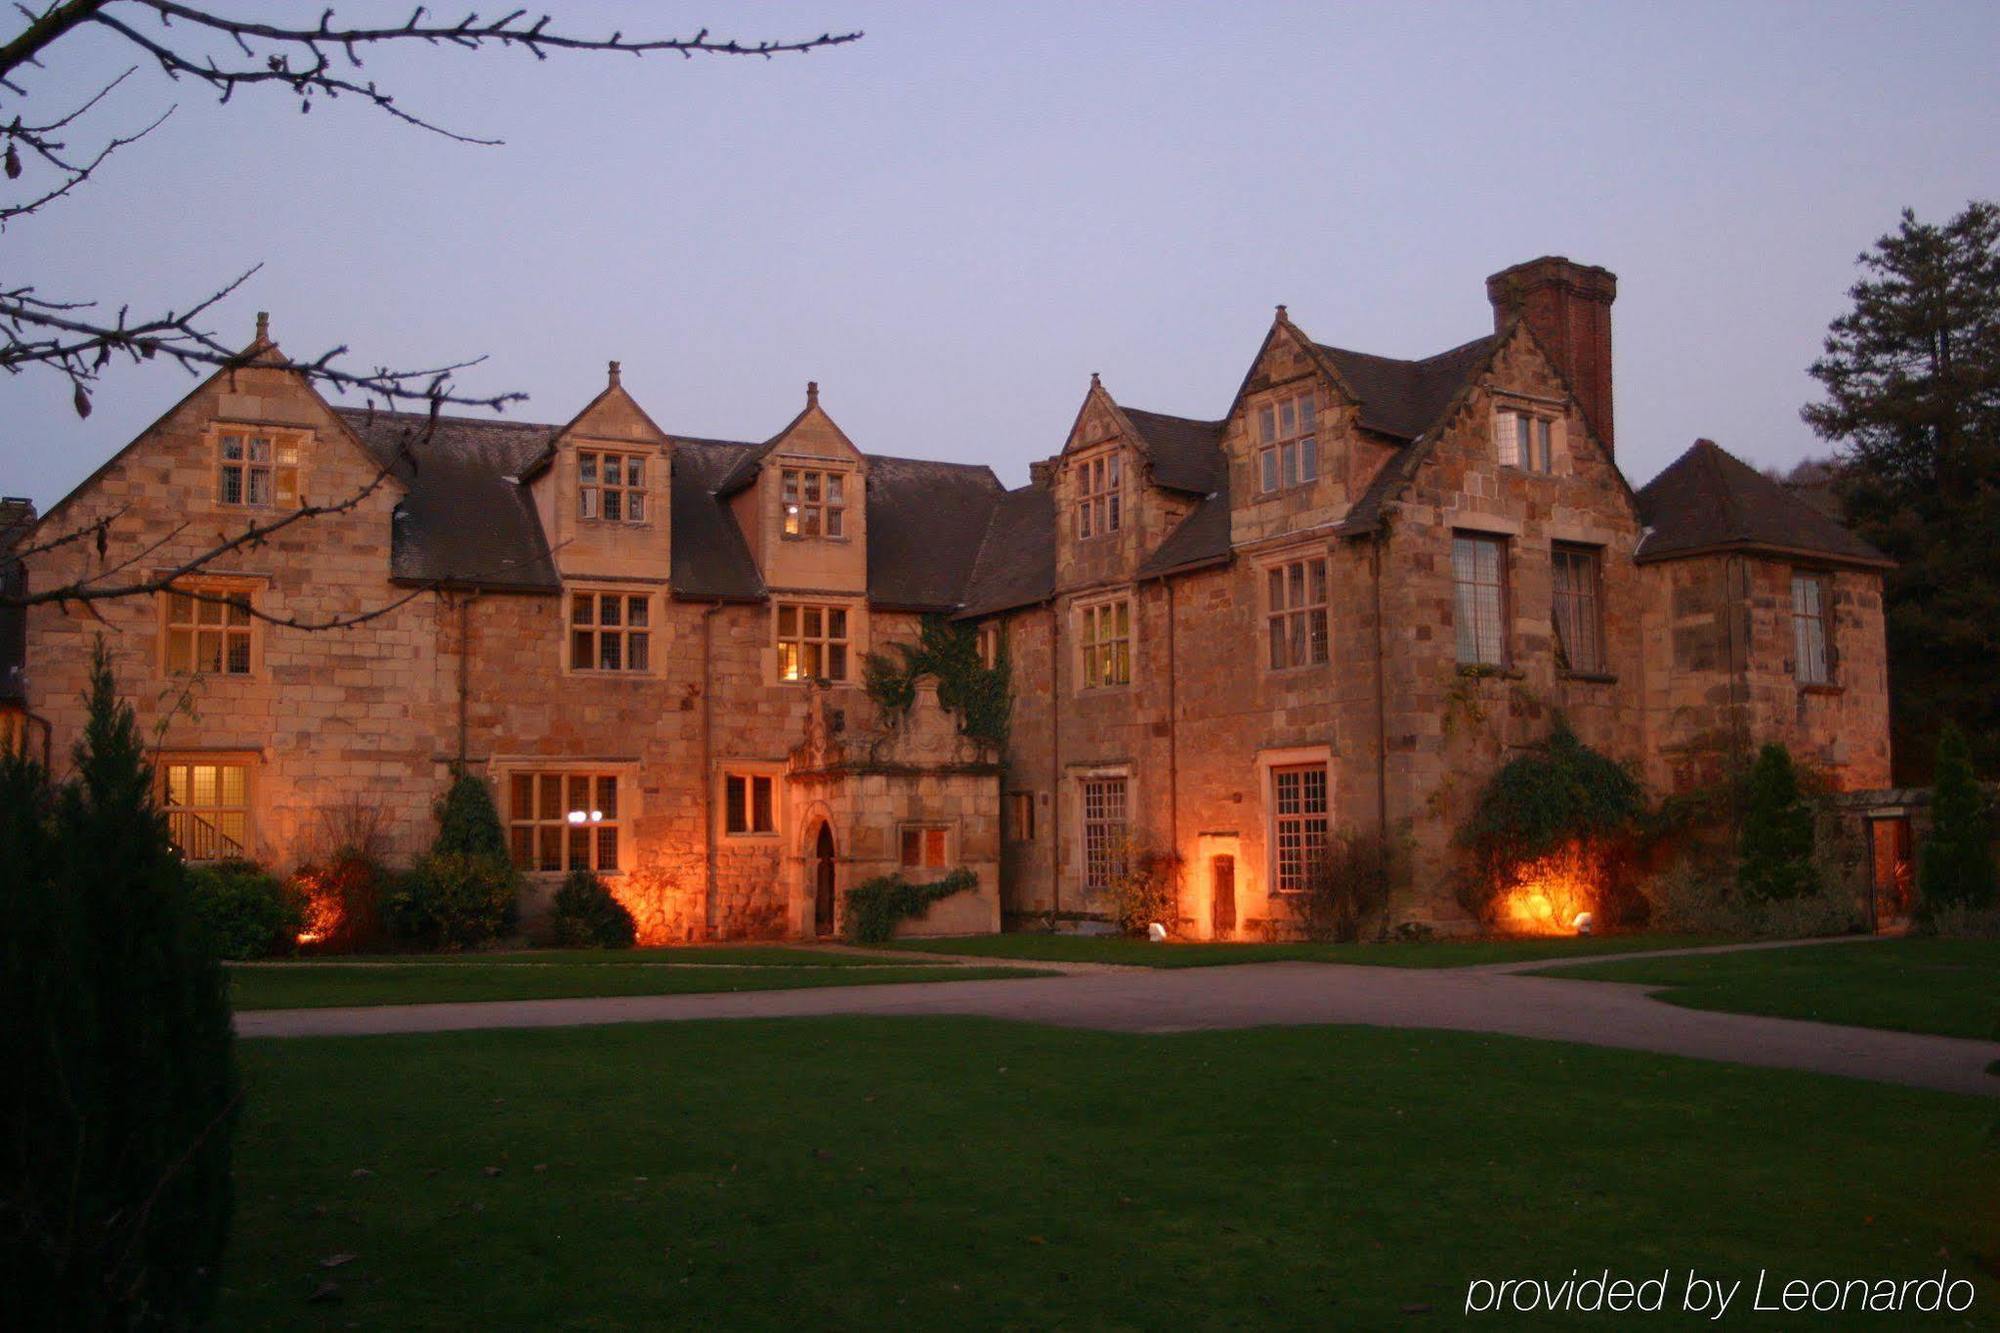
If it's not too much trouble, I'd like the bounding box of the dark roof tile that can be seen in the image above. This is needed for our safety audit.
[863,455,1005,609]
[1137,485,1232,578]
[1120,408,1226,493]
[958,484,1057,617]
[1317,335,1493,441]
[1635,439,1890,567]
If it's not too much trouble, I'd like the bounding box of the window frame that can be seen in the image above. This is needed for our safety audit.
[1494,407,1557,474]
[722,771,779,838]
[159,579,258,678]
[1079,775,1128,894]
[775,601,853,683]
[1269,762,1330,895]
[1551,543,1606,676]
[898,823,952,872]
[1791,570,1834,686]
[157,754,256,862]
[1451,531,1511,668]
[213,425,304,509]
[1256,390,1320,494]
[1265,555,1330,671]
[1076,597,1133,691]
[977,623,1002,670]
[1073,448,1123,540]
[577,448,649,524]
[506,769,625,874]
[567,588,654,675]
[1006,790,1036,843]
[781,466,849,540]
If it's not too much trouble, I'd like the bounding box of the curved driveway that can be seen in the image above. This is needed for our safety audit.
[236,958,2000,1100]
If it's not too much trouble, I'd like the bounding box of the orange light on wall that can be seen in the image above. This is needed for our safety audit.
[1492,842,1603,936]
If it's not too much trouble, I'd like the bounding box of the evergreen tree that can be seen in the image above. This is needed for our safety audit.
[433,770,510,860]
[1804,200,2000,779]
[1917,723,1996,916]
[1738,743,1820,902]
[1,642,238,1327]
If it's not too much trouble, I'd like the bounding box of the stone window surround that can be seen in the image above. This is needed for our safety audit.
[771,598,860,686]
[1790,567,1838,689]
[1260,551,1330,673]
[1006,790,1036,843]
[157,573,264,680]
[977,622,1003,669]
[779,464,851,541]
[492,760,642,876]
[576,444,651,524]
[1255,745,1333,898]
[1551,542,1607,677]
[1451,528,1513,669]
[717,761,786,843]
[1072,443,1123,540]
[1070,763,1133,895]
[1492,396,1565,475]
[157,749,259,863]
[898,821,954,871]
[1255,386,1320,495]
[565,585,656,677]
[208,422,306,509]
[1072,591,1135,693]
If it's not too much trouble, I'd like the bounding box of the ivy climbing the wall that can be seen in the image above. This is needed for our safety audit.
[843,868,979,944]
[863,615,1011,747]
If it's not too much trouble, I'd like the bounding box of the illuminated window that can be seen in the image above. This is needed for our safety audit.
[1075,450,1122,539]
[1081,777,1127,892]
[900,825,949,870]
[162,584,253,675]
[578,450,647,523]
[776,602,850,682]
[1266,557,1328,669]
[216,428,301,507]
[1552,545,1605,674]
[1271,764,1329,893]
[1007,791,1036,842]
[569,591,651,672]
[509,772,621,873]
[1792,572,1832,685]
[159,759,251,861]
[1078,599,1130,689]
[1495,408,1556,473]
[724,773,776,836]
[1257,392,1318,493]
[781,468,847,538]
[1452,532,1509,667]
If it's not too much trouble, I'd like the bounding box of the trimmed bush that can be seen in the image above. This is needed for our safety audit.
[843,868,977,945]
[1289,829,1396,942]
[387,852,518,949]
[1103,845,1181,935]
[433,771,510,860]
[549,869,638,949]
[188,858,305,959]
[1738,743,1820,902]
[1918,723,1996,919]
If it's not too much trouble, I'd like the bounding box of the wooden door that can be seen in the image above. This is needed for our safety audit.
[1212,854,1236,939]
[814,823,837,937]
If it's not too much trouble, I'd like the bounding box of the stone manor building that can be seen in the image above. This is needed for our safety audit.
[3,258,1893,940]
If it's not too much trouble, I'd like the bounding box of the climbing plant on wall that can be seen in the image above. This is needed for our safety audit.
[863,616,1011,747]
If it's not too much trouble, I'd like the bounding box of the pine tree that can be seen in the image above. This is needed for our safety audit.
[1,641,238,1327]
[1917,723,1996,916]
[433,769,510,860]
[1804,200,2000,779]
[1738,743,1820,902]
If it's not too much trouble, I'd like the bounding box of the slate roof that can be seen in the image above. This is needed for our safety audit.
[1317,336,1495,442]
[1634,439,1891,568]
[958,484,1057,617]
[1137,486,1232,578]
[864,455,1006,610]
[1120,408,1227,493]
[668,438,766,601]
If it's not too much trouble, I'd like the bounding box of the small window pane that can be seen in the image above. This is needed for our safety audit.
[726,776,746,833]
[512,774,534,821]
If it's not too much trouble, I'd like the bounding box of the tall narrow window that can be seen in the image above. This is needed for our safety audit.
[509,772,621,872]
[977,623,1002,669]
[724,773,776,835]
[1495,409,1554,473]
[1452,533,1508,667]
[776,603,850,682]
[160,759,251,861]
[1075,451,1122,539]
[1257,391,1319,493]
[216,429,300,507]
[1271,765,1329,894]
[1551,545,1605,675]
[1007,791,1036,842]
[782,468,847,538]
[1081,777,1127,893]
[1792,572,1832,685]
[569,591,651,672]
[1078,600,1131,688]
[578,450,647,523]
[162,585,253,675]
[1266,557,1329,669]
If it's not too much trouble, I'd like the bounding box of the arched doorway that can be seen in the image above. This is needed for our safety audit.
[813,822,837,937]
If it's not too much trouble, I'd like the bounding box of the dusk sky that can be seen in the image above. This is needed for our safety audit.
[6,2,1996,509]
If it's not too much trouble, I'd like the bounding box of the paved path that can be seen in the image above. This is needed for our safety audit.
[237,957,2000,1100]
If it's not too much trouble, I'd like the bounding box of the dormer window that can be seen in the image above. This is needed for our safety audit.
[1495,408,1555,473]
[782,468,846,538]
[1257,393,1317,493]
[579,450,647,523]
[217,428,301,507]
[1075,451,1121,539]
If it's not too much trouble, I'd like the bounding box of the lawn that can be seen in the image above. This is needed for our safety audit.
[230,963,1045,1011]
[886,930,1722,969]
[1535,937,2000,1041]
[219,1019,2000,1330]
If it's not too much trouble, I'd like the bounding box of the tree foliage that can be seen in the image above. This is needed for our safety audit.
[1457,719,1645,892]
[1917,723,1996,916]
[1803,200,2000,778]
[1737,743,1820,903]
[863,615,1011,747]
[842,868,978,945]
[433,770,510,861]
[549,869,638,950]
[1,641,237,1327]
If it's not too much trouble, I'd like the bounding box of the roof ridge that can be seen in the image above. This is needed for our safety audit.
[1314,332,1490,370]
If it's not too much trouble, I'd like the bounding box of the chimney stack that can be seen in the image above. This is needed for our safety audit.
[1028,457,1057,490]
[1486,257,1617,454]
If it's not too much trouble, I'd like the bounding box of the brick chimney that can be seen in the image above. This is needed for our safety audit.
[1486,257,1617,454]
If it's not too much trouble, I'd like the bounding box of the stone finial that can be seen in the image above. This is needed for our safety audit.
[1090,371,1101,388]
[255,311,270,342]
[806,380,819,407]
[1275,303,1288,322]
[608,360,621,387]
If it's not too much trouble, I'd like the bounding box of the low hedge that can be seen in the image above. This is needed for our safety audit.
[187,858,305,960]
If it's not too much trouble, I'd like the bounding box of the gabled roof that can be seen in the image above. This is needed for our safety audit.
[1315,336,1495,442]
[1634,439,1891,568]
[1120,408,1227,493]
[957,483,1057,618]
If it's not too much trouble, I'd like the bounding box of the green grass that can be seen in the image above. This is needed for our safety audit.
[288,945,902,967]
[229,964,1046,1011]
[1536,937,2000,1040]
[220,1019,2000,1329]
[885,931,1722,969]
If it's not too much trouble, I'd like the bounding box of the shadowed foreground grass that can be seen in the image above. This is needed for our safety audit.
[1536,937,2000,1040]
[222,1019,2000,1329]
[887,931,1721,969]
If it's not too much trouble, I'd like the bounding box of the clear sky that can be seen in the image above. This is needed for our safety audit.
[5,1,1996,509]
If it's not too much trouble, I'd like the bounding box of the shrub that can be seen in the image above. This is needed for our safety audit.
[387,851,518,949]
[1922,903,2000,939]
[1639,860,1746,934]
[290,847,388,953]
[433,770,510,861]
[549,869,638,949]
[1918,723,1996,918]
[1289,829,1396,942]
[1,642,236,1327]
[1102,843,1181,935]
[1737,743,1820,902]
[188,858,305,959]
[843,868,978,945]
